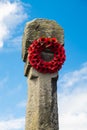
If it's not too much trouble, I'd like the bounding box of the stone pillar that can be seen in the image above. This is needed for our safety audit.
[22,19,64,130]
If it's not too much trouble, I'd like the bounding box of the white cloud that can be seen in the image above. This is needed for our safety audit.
[59,62,87,88]
[0,117,25,130]
[58,62,87,130]
[0,0,28,48]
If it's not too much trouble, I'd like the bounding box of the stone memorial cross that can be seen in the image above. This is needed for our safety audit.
[22,18,64,130]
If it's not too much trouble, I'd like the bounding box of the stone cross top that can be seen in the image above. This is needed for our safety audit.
[22,18,64,130]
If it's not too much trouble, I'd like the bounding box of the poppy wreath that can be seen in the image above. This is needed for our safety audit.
[28,37,66,73]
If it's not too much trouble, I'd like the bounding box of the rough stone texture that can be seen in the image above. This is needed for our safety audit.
[25,68,58,130]
[22,18,64,130]
[22,18,64,77]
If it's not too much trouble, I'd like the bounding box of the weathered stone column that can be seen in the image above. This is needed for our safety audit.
[22,19,64,130]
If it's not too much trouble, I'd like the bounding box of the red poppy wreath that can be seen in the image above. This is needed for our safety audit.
[28,37,66,73]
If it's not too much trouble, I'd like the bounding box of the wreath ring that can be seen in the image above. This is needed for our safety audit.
[28,37,66,73]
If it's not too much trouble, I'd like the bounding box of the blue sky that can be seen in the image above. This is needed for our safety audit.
[0,0,87,130]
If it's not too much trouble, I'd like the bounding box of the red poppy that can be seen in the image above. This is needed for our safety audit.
[28,37,66,73]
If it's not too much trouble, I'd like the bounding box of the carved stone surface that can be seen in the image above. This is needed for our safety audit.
[22,18,64,76]
[25,68,58,130]
[22,18,64,130]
